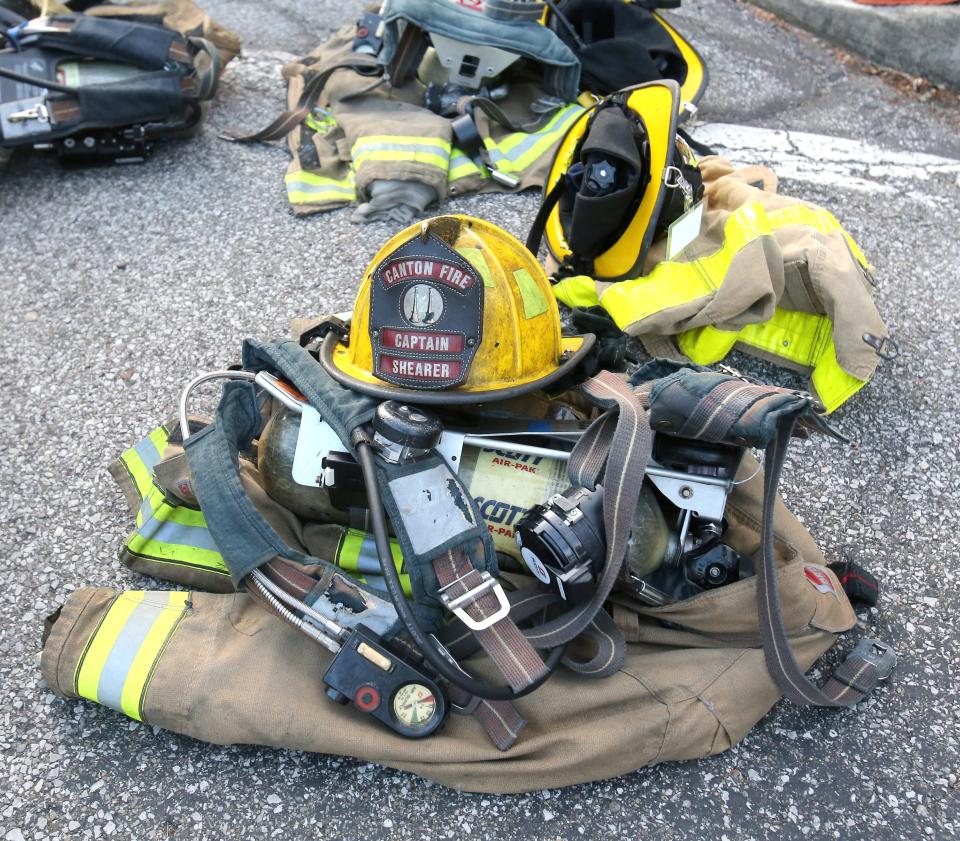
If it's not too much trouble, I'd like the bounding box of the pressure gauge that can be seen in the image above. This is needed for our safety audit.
[323,626,448,739]
[392,683,440,731]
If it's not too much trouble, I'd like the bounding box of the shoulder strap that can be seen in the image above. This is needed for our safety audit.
[525,177,567,257]
[756,417,896,706]
[521,371,650,661]
[222,54,381,144]
[640,365,896,706]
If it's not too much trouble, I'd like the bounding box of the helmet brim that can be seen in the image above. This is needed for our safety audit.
[320,331,597,405]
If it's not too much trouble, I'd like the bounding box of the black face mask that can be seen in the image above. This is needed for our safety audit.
[559,104,650,261]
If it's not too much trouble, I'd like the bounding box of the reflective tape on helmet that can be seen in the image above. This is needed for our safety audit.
[285,169,357,207]
[336,528,411,597]
[74,590,190,722]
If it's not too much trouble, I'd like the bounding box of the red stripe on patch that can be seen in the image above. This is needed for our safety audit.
[804,566,837,595]
[380,329,463,354]
[379,355,462,381]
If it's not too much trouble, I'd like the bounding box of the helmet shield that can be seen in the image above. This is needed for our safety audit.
[369,231,484,390]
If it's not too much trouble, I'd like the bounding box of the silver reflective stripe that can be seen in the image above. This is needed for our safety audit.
[132,435,164,474]
[137,493,220,553]
[96,594,173,712]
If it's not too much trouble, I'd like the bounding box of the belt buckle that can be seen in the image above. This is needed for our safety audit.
[438,571,510,632]
[850,637,897,681]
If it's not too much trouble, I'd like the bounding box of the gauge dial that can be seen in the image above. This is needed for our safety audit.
[392,683,438,729]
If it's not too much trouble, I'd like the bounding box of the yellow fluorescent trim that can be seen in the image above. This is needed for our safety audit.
[119,591,190,721]
[75,591,146,702]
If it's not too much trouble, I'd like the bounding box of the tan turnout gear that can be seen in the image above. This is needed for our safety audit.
[41,453,856,793]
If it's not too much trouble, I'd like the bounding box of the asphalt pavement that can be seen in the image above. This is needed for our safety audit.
[1,1,959,839]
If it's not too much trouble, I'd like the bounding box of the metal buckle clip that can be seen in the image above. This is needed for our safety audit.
[862,332,899,361]
[849,637,897,681]
[663,165,694,210]
[8,102,48,124]
[428,634,482,715]
[438,571,510,632]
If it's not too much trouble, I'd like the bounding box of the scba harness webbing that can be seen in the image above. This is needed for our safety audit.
[171,335,894,751]
[46,216,895,765]
[0,10,221,162]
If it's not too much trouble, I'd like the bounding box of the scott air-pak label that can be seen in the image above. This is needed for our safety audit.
[369,233,483,390]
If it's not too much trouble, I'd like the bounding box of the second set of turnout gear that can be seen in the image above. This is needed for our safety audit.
[0,0,238,165]
[42,215,895,773]
[549,156,897,412]
[227,0,591,220]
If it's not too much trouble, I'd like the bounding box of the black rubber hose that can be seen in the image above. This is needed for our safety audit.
[0,65,76,93]
[356,441,565,701]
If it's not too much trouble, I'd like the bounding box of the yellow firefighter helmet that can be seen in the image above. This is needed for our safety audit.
[320,215,595,404]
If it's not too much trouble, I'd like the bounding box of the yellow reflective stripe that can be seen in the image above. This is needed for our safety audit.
[119,448,152,500]
[126,534,226,572]
[679,309,868,413]
[487,105,584,173]
[75,591,146,703]
[287,190,355,205]
[597,201,874,332]
[734,310,866,413]
[449,153,484,182]
[676,325,737,364]
[284,169,356,206]
[119,591,190,720]
[285,170,355,188]
[553,275,600,309]
[599,202,773,330]
[75,591,189,722]
[118,425,171,499]
[336,528,411,596]
[337,528,366,574]
[353,149,450,170]
[354,135,451,152]
[742,309,826,367]
[810,338,868,413]
[128,486,228,574]
[352,136,452,172]
[304,109,336,134]
[767,204,871,269]
[126,541,227,573]
[148,425,170,456]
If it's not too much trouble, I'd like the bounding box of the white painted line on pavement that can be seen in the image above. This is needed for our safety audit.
[693,123,960,199]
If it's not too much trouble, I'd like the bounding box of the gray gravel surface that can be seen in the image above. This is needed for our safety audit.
[1,0,959,839]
